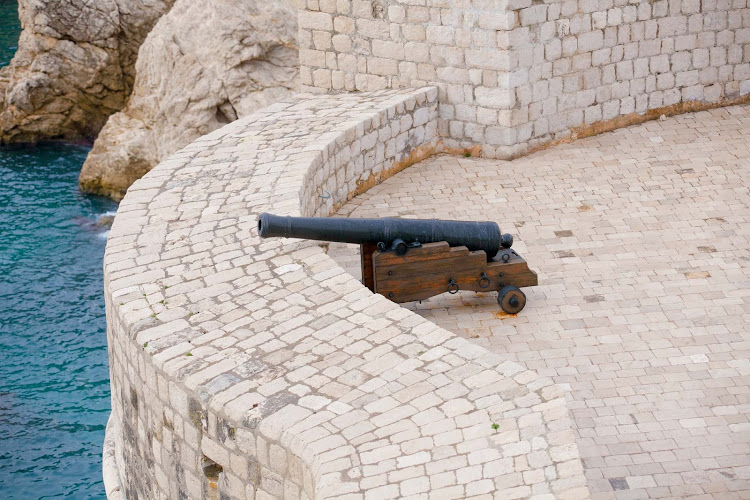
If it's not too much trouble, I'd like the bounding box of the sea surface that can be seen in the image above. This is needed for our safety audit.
[0,3,115,498]
[0,0,19,66]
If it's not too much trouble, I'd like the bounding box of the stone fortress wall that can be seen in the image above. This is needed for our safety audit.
[299,0,750,157]
[103,0,750,498]
[102,89,589,499]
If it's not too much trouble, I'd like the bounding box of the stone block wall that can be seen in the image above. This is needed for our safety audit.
[102,89,441,500]
[102,1,750,498]
[299,0,750,157]
[299,89,439,216]
[102,87,590,499]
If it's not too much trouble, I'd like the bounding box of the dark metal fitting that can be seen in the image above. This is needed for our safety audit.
[391,238,408,256]
[479,272,490,289]
[501,233,514,249]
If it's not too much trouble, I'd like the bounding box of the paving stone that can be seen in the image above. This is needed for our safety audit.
[329,105,750,499]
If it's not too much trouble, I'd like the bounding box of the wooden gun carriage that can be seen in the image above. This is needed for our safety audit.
[257,213,538,314]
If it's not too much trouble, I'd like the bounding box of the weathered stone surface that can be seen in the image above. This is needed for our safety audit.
[103,88,589,499]
[299,0,750,158]
[329,105,750,499]
[0,0,175,143]
[79,0,299,201]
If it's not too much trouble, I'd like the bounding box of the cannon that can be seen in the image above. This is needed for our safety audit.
[257,213,538,314]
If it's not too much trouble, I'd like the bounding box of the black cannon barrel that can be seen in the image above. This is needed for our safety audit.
[257,213,507,258]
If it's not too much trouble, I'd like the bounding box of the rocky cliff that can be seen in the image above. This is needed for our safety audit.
[78,0,299,200]
[0,0,175,143]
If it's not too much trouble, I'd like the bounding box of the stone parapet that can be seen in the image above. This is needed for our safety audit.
[299,0,750,158]
[103,87,589,498]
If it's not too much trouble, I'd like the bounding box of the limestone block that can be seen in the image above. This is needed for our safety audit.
[299,10,333,30]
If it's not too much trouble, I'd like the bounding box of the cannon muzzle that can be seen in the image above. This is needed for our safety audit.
[257,213,511,258]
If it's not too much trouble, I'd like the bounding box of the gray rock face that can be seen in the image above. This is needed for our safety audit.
[0,0,175,143]
[79,0,299,200]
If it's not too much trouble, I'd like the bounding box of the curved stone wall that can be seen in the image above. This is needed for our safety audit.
[103,86,590,498]
[299,0,750,158]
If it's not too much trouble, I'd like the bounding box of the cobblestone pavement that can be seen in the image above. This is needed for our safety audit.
[328,106,750,499]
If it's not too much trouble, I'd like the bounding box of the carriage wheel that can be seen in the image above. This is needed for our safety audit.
[497,285,526,314]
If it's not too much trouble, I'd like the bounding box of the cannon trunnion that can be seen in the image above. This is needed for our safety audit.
[258,213,538,314]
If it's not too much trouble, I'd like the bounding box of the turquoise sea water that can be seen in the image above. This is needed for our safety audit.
[0,4,115,499]
[0,0,19,66]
